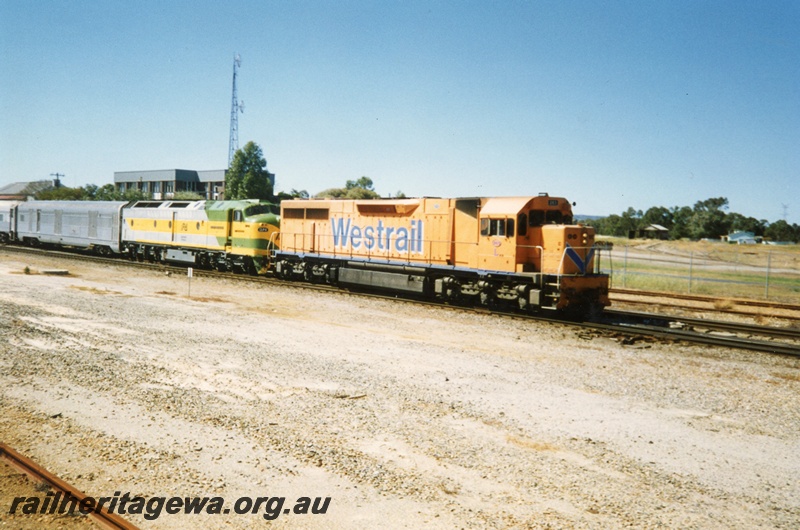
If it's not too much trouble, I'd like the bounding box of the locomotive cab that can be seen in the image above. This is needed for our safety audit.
[237,203,281,267]
[227,203,281,271]
[476,195,587,275]
[474,195,608,312]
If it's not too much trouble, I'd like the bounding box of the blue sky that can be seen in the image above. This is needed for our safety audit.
[1,1,797,222]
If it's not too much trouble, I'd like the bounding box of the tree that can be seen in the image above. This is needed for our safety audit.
[314,187,348,199]
[689,197,729,240]
[94,184,120,201]
[727,213,766,236]
[82,184,99,199]
[669,206,694,239]
[764,220,799,242]
[122,188,149,201]
[315,176,380,199]
[344,187,380,199]
[274,188,309,202]
[618,207,642,237]
[587,198,795,242]
[589,210,639,237]
[346,176,374,191]
[35,186,87,200]
[592,214,624,236]
[173,191,204,200]
[226,141,273,200]
[640,206,673,229]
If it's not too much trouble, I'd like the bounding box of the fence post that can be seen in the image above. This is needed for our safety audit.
[623,245,628,288]
[765,250,772,299]
[688,251,693,294]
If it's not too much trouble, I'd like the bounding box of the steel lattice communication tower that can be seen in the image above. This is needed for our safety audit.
[228,54,244,168]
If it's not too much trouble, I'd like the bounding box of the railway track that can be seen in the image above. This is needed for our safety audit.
[4,244,800,357]
[596,309,800,357]
[0,443,140,530]
[611,287,800,311]
[605,309,800,340]
[610,287,800,321]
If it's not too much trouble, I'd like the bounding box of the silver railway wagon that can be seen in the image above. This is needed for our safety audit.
[0,201,21,243]
[15,201,127,253]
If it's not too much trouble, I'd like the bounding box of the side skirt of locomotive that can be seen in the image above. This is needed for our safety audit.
[273,253,608,314]
[122,243,261,275]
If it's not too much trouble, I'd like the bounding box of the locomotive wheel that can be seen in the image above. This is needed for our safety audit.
[277,260,294,280]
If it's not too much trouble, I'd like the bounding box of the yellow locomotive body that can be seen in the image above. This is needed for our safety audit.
[274,195,608,313]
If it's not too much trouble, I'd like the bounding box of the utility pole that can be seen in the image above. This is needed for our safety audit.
[50,173,64,188]
[228,54,244,168]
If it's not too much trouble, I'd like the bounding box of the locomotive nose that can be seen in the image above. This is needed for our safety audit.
[566,226,593,247]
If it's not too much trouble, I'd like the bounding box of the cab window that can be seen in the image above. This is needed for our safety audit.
[529,210,545,227]
[244,204,279,216]
[480,218,514,237]
[545,210,573,224]
[517,213,527,236]
[491,219,504,236]
[233,210,244,222]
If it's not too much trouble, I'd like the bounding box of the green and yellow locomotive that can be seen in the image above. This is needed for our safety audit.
[122,200,280,274]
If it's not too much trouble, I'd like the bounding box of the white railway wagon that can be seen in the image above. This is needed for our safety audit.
[15,201,127,253]
[0,201,21,243]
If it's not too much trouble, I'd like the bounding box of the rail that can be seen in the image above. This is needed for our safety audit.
[0,443,141,530]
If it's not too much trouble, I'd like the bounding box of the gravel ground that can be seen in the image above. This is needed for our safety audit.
[1,250,799,529]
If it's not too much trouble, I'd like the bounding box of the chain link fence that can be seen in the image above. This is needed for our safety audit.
[598,243,800,303]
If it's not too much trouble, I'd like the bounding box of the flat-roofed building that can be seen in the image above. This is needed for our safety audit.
[113,168,273,200]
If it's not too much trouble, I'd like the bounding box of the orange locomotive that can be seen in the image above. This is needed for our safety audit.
[273,194,609,314]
